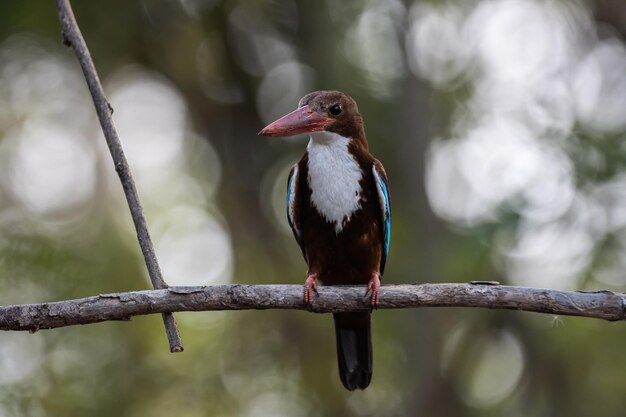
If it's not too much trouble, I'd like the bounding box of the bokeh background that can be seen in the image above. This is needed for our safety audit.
[0,0,625,416]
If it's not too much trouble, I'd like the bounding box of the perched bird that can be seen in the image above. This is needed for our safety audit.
[259,91,391,391]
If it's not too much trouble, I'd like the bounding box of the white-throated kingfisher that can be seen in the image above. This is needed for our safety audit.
[259,91,391,391]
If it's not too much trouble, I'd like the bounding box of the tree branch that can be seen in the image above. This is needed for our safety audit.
[1,284,624,332]
[54,0,183,352]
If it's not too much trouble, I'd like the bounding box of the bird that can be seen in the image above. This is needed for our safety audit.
[259,91,391,391]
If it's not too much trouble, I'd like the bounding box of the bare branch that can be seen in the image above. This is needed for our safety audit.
[1,284,624,332]
[54,0,182,352]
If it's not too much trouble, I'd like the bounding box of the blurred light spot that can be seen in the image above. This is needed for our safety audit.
[256,61,313,125]
[154,205,232,286]
[0,35,92,129]
[468,77,575,137]
[344,1,406,98]
[2,122,96,216]
[573,40,626,133]
[107,68,186,187]
[243,392,309,417]
[517,147,575,224]
[406,4,468,87]
[0,334,44,385]
[465,0,573,82]
[427,120,558,225]
[458,120,542,205]
[143,171,208,211]
[591,174,626,232]
[426,139,496,225]
[501,220,593,289]
[462,331,524,407]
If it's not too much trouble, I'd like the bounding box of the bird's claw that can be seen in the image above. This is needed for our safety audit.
[303,274,318,305]
[366,272,381,309]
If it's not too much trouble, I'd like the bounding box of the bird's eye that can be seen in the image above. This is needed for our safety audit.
[329,104,342,116]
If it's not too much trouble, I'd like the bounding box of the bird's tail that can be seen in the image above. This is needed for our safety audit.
[333,312,372,390]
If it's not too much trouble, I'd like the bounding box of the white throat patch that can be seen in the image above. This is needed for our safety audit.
[307,131,363,233]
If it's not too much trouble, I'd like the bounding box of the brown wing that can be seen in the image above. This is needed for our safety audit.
[286,162,306,261]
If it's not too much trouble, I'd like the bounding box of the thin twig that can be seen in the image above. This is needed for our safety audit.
[54,0,183,352]
[1,283,625,332]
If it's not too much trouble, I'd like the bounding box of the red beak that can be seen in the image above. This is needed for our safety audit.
[258,106,334,137]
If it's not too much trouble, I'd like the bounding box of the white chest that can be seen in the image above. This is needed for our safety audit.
[307,132,363,233]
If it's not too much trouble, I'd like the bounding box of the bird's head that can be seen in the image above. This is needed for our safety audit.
[259,91,366,146]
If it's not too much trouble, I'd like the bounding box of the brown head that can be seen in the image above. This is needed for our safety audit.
[259,91,367,148]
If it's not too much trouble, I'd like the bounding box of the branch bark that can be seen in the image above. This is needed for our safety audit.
[1,284,624,332]
[55,0,183,352]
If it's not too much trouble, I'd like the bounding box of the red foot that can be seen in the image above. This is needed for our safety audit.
[366,272,381,307]
[304,273,318,305]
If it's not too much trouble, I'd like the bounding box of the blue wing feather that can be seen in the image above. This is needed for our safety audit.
[372,162,391,274]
